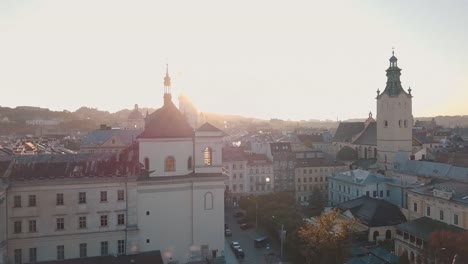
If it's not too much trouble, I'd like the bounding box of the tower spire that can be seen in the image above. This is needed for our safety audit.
[163,64,172,104]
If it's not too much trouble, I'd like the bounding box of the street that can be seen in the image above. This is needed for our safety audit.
[224,208,281,264]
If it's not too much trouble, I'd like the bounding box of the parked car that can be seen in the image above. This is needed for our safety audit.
[233,211,245,218]
[230,242,240,251]
[234,248,245,259]
[240,223,253,230]
[237,218,248,224]
[225,229,232,236]
[254,236,269,248]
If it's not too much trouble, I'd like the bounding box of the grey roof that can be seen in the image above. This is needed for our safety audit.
[332,169,390,185]
[336,196,406,227]
[396,217,464,241]
[81,129,141,148]
[369,247,399,264]
[396,159,468,183]
[413,132,438,145]
[410,180,468,205]
[333,122,365,143]
[352,122,377,146]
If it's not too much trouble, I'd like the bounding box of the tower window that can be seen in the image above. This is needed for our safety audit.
[384,120,388,127]
[204,147,212,166]
[398,120,402,127]
[404,120,408,127]
[164,156,176,172]
[144,157,149,171]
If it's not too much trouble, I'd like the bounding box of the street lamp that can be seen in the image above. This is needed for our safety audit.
[251,177,270,230]
[271,215,286,261]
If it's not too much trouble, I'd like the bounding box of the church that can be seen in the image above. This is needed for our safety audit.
[135,66,226,263]
[332,52,416,173]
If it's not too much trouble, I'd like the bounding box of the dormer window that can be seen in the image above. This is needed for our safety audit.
[165,156,175,172]
[204,147,212,166]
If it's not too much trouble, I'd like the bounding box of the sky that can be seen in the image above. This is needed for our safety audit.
[1,0,467,121]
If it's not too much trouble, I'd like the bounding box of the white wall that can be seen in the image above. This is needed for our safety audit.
[139,138,194,177]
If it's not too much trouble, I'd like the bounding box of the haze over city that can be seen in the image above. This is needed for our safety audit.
[1,0,467,120]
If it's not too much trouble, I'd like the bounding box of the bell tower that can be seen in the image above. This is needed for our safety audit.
[376,50,413,171]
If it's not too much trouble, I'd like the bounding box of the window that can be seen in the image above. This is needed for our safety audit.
[14,221,22,233]
[233,164,237,169]
[440,210,444,221]
[79,216,87,229]
[100,215,108,227]
[399,120,402,127]
[413,203,418,212]
[164,156,176,172]
[384,120,388,127]
[100,191,107,202]
[79,243,87,258]
[386,190,390,197]
[29,220,37,232]
[320,177,323,182]
[233,173,236,179]
[298,178,301,183]
[78,192,86,204]
[203,147,212,165]
[373,191,377,197]
[426,206,431,216]
[117,190,125,201]
[117,240,125,254]
[366,191,370,196]
[187,156,192,170]
[239,173,243,179]
[28,195,36,207]
[454,214,459,225]
[14,249,22,264]
[57,245,65,260]
[204,192,214,210]
[118,214,125,225]
[144,157,149,171]
[101,241,108,256]
[56,193,64,205]
[29,248,37,263]
[356,189,359,196]
[404,120,408,127]
[380,190,383,197]
[240,184,244,191]
[14,195,21,208]
[56,218,64,230]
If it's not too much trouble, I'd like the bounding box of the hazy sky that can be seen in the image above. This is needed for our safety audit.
[1,0,467,121]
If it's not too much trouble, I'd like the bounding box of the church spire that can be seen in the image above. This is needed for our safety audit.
[163,64,172,105]
[378,50,409,98]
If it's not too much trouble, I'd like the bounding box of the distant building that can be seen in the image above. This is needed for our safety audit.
[125,104,145,129]
[178,93,198,129]
[268,142,295,192]
[294,159,347,203]
[80,125,141,154]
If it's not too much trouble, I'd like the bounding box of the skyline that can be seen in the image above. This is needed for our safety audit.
[1,1,467,121]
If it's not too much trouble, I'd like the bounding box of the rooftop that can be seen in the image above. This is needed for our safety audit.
[396,217,464,241]
[333,122,365,143]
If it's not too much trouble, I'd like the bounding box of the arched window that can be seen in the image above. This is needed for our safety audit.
[187,156,193,170]
[386,230,392,239]
[373,231,380,241]
[165,156,175,172]
[144,157,149,171]
[204,147,212,166]
[204,192,213,210]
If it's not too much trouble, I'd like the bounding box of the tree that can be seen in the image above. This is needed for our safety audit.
[297,209,356,264]
[427,230,468,264]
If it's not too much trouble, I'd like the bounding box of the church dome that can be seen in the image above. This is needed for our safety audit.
[138,100,194,139]
[128,104,144,120]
